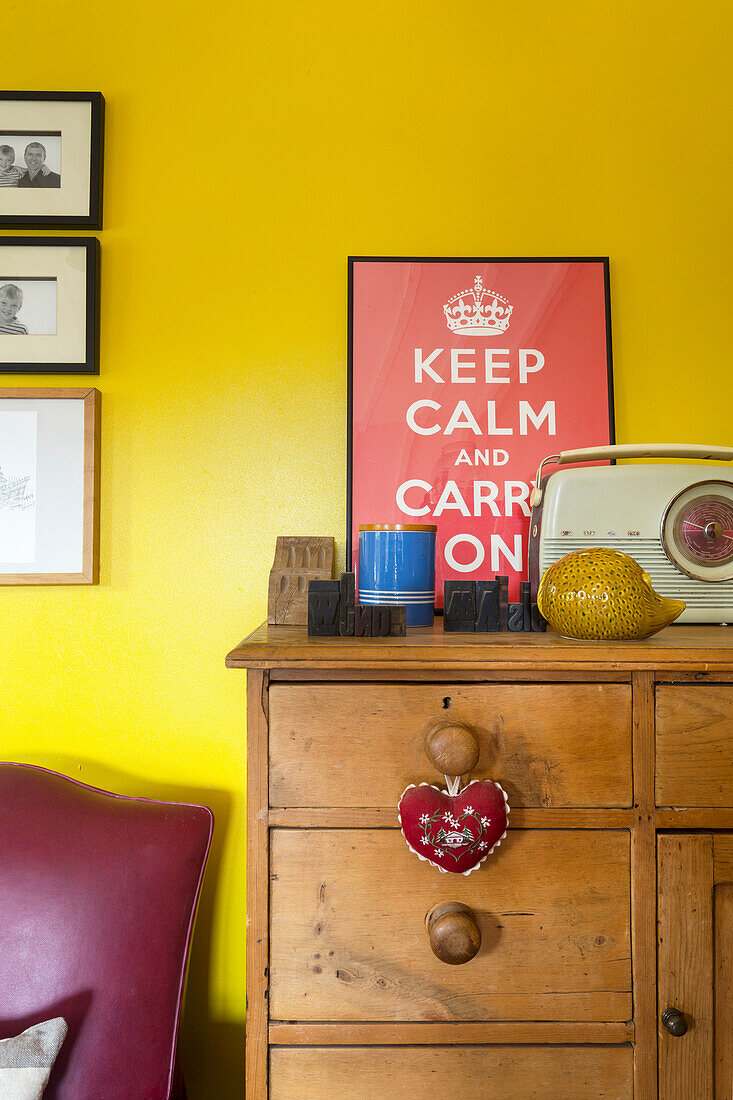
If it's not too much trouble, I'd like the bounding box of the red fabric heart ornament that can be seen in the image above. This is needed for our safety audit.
[398,780,510,875]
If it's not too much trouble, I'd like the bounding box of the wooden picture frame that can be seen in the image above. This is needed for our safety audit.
[0,237,99,374]
[0,91,104,228]
[0,387,100,584]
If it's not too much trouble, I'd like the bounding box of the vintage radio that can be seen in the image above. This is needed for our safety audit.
[528,444,733,624]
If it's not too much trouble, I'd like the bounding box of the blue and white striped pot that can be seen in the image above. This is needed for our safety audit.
[358,524,436,627]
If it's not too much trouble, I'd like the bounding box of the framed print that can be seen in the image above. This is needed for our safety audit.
[0,92,104,228]
[0,388,99,584]
[348,257,614,608]
[0,238,99,374]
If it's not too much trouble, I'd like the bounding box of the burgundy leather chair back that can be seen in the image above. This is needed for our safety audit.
[0,763,213,1100]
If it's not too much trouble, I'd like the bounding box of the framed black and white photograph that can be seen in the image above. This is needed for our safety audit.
[0,387,100,584]
[0,92,104,228]
[0,238,99,373]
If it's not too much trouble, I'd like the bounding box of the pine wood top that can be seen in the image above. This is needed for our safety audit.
[226,621,733,671]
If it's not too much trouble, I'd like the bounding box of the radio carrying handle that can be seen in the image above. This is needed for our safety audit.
[529,443,733,508]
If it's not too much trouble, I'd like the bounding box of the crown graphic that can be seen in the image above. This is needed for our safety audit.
[443,275,513,336]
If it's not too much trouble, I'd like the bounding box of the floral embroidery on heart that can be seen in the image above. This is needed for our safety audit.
[417,804,491,864]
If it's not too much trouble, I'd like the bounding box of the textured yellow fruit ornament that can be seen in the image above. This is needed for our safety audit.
[537,548,686,640]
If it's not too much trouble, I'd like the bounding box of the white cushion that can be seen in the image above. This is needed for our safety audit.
[0,1018,67,1100]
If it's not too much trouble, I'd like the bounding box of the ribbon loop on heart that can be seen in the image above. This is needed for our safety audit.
[444,774,461,796]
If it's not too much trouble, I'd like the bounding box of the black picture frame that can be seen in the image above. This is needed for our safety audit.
[0,92,104,229]
[0,237,99,374]
[346,255,615,588]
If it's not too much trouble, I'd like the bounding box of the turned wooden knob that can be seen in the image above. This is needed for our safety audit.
[425,902,482,965]
[424,719,479,776]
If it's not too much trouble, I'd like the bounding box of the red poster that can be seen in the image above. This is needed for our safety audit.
[348,258,614,607]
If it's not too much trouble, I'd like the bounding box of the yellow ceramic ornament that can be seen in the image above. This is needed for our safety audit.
[537,548,686,640]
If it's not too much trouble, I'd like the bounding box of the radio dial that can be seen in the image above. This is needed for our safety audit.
[661,481,733,582]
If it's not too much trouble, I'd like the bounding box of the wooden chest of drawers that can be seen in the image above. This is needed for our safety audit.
[227,624,733,1099]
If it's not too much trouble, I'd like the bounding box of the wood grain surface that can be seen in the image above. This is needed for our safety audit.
[270,828,631,1022]
[227,621,733,671]
[714,834,733,884]
[229,624,733,1096]
[657,809,733,829]
[245,670,270,1100]
[268,1020,634,1045]
[658,833,714,1098]
[269,1045,634,1099]
[270,682,632,808]
[715,883,733,1100]
[631,671,657,1100]
[656,685,733,807]
[268,807,635,829]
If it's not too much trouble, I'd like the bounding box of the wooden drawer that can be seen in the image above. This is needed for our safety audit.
[269,828,632,1022]
[656,685,733,806]
[270,1045,634,1098]
[270,683,632,808]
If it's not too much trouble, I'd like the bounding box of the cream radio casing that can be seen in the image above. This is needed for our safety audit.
[528,444,733,624]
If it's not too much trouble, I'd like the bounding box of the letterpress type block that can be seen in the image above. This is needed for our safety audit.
[388,606,407,636]
[531,603,548,632]
[307,579,340,636]
[372,606,391,636]
[496,575,509,631]
[475,580,500,633]
[508,602,524,632]
[339,572,356,636]
[354,604,373,636]
[520,581,532,632]
[443,581,476,633]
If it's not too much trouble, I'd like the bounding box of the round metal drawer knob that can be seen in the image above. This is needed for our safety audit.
[661,1007,688,1037]
[425,902,481,965]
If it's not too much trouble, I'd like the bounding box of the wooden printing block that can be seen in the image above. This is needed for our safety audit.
[372,606,391,637]
[388,606,407,637]
[475,580,500,633]
[268,535,335,626]
[443,581,476,632]
[520,581,533,632]
[307,579,340,636]
[339,572,356,636]
[508,602,524,632]
[269,571,312,626]
[496,575,509,631]
[354,605,373,636]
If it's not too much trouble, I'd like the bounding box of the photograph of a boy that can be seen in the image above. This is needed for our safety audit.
[0,285,28,334]
[0,143,56,188]
[0,146,26,187]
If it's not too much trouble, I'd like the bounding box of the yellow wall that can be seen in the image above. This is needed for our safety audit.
[1,1,731,1094]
